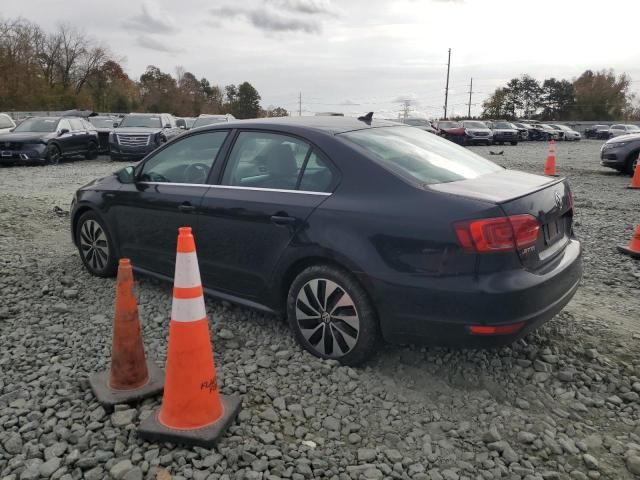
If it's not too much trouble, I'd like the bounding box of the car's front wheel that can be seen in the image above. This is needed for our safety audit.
[46,144,61,165]
[627,153,639,176]
[75,211,117,277]
[287,265,379,365]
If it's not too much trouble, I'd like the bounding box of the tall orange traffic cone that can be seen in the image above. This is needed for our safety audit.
[628,155,640,189]
[138,227,241,447]
[90,259,164,408]
[617,225,640,259]
[544,139,558,176]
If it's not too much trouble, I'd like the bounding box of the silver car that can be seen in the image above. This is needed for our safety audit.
[608,124,640,138]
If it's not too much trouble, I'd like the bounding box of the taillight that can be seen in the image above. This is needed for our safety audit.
[454,215,540,253]
[469,322,525,335]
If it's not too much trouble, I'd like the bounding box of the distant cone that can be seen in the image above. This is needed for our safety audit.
[544,139,558,176]
[138,227,241,447]
[617,225,640,259]
[628,156,640,189]
[89,259,164,408]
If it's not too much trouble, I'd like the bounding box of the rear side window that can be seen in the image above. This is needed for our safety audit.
[341,126,502,186]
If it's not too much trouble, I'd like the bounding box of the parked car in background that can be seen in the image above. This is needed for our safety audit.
[176,117,196,130]
[402,118,437,134]
[608,124,640,139]
[71,116,582,364]
[511,122,530,141]
[0,113,16,133]
[548,125,565,141]
[88,116,119,153]
[487,121,519,145]
[529,123,560,141]
[436,120,466,145]
[553,125,581,141]
[461,120,492,145]
[109,113,183,161]
[0,116,99,165]
[584,125,610,139]
[192,114,236,129]
[600,133,640,175]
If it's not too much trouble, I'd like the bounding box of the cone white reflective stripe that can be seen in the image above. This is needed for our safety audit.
[174,252,202,288]
[171,296,207,323]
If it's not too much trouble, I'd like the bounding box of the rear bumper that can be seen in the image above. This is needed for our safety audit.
[366,239,582,348]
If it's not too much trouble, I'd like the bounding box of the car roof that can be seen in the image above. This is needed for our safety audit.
[202,116,403,135]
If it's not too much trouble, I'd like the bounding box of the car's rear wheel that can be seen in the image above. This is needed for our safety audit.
[287,265,379,365]
[46,144,61,165]
[627,153,639,176]
[76,211,117,277]
[85,141,98,160]
[510,141,518,146]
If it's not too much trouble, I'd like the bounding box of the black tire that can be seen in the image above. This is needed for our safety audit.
[627,154,639,176]
[46,144,61,165]
[287,265,379,366]
[75,211,117,277]
[485,141,491,146]
[510,141,518,146]
[85,141,98,160]
[498,141,504,145]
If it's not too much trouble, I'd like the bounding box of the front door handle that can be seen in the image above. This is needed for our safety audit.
[178,203,196,213]
[271,215,296,226]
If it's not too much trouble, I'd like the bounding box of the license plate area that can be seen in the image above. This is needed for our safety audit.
[1,151,12,157]
[543,218,565,245]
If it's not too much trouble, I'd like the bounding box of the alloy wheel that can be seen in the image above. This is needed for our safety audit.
[48,146,61,165]
[79,219,110,271]
[295,278,360,358]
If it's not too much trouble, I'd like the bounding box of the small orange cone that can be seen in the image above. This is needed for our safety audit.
[628,155,640,189]
[90,259,164,408]
[617,225,640,259]
[544,139,559,176]
[138,227,241,447]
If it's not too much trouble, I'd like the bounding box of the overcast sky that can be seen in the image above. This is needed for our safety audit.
[5,0,640,118]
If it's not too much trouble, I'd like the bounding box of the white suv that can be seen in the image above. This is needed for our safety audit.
[608,124,640,138]
[0,113,16,133]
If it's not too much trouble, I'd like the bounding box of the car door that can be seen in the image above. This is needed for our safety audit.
[108,130,230,277]
[69,118,88,153]
[56,119,75,155]
[197,130,336,302]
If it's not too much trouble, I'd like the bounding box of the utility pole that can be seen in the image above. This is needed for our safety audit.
[299,92,302,116]
[402,100,411,120]
[443,48,451,119]
[467,77,473,119]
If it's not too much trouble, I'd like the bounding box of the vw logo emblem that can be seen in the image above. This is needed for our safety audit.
[554,192,562,209]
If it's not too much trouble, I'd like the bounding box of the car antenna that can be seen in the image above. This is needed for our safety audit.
[357,112,374,125]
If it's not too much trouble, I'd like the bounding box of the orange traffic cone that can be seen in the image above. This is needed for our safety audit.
[138,227,241,447]
[544,139,558,176]
[617,225,640,259]
[90,259,164,408]
[628,156,640,189]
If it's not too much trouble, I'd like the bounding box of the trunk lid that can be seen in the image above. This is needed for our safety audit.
[430,170,573,269]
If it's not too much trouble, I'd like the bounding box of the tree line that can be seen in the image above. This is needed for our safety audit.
[0,18,289,118]
[481,70,638,121]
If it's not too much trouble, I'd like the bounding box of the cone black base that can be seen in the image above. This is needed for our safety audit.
[90,361,164,408]
[627,186,640,190]
[137,395,242,447]
[617,245,640,259]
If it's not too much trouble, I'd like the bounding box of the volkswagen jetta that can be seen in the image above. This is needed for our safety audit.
[71,117,582,365]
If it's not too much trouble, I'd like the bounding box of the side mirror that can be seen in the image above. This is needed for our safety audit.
[113,122,119,128]
[59,128,69,136]
[116,166,135,184]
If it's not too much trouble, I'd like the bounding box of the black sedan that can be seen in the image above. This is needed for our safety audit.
[0,117,99,165]
[71,117,582,365]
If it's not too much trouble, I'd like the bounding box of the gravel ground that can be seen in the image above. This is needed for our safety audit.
[1,139,639,480]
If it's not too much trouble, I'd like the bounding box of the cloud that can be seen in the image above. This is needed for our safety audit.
[266,0,337,16]
[135,35,181,53]
[210,5,321,33]
[123,2,178,34]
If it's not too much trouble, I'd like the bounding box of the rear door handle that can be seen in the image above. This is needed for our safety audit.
[178,203,196,213]
[271,215,296,226]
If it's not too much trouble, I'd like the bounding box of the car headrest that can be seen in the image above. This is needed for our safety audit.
[265,144,298,177]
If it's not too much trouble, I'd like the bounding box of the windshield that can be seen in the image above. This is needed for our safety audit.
[627,125,640,131]
[463,121,487,129]
[493,122,513,129]
[341,126,502,186]
[119,115,162,128]
[550,125,562,130]
[192,117,227,128]
[90,118,116,128]
[0,115,14,129]
[438,121,461,129]
[14,118,58,133]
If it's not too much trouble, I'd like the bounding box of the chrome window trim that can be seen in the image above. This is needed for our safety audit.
[139,181,331,196]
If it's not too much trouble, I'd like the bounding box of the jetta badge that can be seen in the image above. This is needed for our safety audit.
[554,192,562,209]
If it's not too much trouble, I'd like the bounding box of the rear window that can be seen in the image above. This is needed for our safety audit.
[340,126,502,186]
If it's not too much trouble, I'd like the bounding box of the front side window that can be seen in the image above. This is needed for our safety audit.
[341,126,502,186]
[0,115,14,128]
[58,119,72,132]
[222,132,311,190]
[139,131,228,184]
[69,119,84,130]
